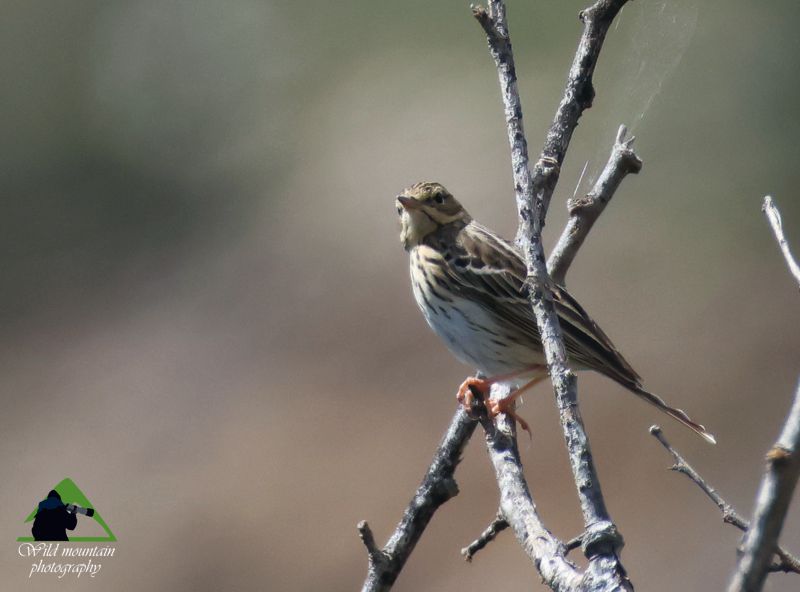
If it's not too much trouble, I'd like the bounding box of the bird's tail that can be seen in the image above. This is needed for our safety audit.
[632,386,716,444]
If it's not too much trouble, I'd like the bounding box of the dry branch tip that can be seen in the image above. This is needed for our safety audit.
[357,520,382,560]
[461,511,509,562]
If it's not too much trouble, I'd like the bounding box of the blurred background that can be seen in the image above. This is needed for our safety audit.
[1,0,799,590]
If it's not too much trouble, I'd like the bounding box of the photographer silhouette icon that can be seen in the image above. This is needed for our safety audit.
[19,478,116,542]
[31,490,77,541]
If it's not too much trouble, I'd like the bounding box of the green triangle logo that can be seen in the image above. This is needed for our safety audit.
[18,478,116,542]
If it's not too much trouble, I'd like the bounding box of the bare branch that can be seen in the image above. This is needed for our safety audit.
[358,128,638,591]
[480,384,582,589]
[548,125,642,286]
[522,0,631,233]
[460,510,508,562]
[728,379,800,592]
[358,521,385,562]
[762,196,800,289]
[474,1,631,586]
[649,425,800,577]
[359,409,477,592]
[724,197,800,590]
[774,549,800,575]
[565,534,585,553]
[360,3,641,589]
[650,425,748,529]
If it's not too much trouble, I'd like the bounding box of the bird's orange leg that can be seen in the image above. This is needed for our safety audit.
[485,374,549,437]
[456,365,546,414]
[456,377,491,409]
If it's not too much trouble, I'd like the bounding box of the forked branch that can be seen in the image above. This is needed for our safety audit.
[462,125,642,565]
[739,431,800,582]
[359,410,476,592]
[650,425,800,576]
[360,2,643,589]
[651,196,800,592]
[727,197,800,591]
[475,1,632,589]
[549,125,642,286]
[461,510,508,562]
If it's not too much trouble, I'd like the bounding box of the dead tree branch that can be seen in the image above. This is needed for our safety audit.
[652,197,800,591]
[475,1,631,589]
[461,510,508,562]
[460,125,641,566]
[727,378,800,592]
[649,425,800,576]
[762,196,800,290]
[480,384,583,588]
[726,197,800,591]
[359,409,476,592]
[548,125,642,286]
[360,2,641,589]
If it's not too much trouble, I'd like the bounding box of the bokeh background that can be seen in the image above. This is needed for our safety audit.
[2,1,799,590]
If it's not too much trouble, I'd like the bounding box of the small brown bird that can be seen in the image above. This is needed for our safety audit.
[396,181,715,444]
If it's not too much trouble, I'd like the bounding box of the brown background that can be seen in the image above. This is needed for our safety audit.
[2,1,799,590]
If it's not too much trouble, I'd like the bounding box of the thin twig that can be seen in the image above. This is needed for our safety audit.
[649,425,800,577]
[548,125,642,286]
[565,534,584,553]
[359,409,477,592]
[461,510,509,562]
[727,197,800,591]
[650,425,748,528]
[358,521,384,563]
[476,0,630,578]
[728,379,800,592]
[762,196,800,290]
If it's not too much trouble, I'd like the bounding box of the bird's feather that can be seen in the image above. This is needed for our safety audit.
[431,221,641,385]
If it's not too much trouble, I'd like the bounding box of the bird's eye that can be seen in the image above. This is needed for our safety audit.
[396,205,403,215]
[433,193,445,204]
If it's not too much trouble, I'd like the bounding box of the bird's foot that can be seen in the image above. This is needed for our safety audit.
[456,376,492,415]
[457,376,532,437]
[487,396,531,438]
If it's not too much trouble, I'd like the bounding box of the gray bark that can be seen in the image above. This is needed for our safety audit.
[360,2,646,590]
[651,425,800,576]
[548,125,642,287]
[475,1,632,589]
[358,410,476,592]
[727,381,800,592]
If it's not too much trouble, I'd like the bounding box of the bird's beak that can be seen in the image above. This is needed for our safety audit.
[397,195,420,210]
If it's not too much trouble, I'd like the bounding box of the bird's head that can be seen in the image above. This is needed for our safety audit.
[396,182,471,250]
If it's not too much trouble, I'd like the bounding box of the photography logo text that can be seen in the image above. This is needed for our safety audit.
[17,477,117,579]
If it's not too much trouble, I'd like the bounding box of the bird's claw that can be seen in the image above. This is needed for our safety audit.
[457,377,531,437]
[456,377,492,412]
[487,396,532,438]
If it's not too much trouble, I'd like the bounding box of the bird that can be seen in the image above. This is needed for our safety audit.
[396,181,715,444]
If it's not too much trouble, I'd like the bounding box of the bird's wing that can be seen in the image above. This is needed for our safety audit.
[550,282,642,385]
[443,222,641,385]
